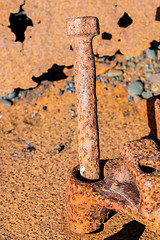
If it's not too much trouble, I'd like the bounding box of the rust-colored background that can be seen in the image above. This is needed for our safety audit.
[1,79,160,239]
[0,0,160,95]
[0,0,160,239]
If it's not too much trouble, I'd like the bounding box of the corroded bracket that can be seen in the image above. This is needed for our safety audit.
[66,139,160,234]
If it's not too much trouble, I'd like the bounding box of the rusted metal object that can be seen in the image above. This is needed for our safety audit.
[137,97,160,140]
[66,139,160,234]
[66,16,100,180]
[65,16,160,234]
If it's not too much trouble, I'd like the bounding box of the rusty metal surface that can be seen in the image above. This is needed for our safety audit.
[66,139,160,234]
[1,0,160,95]
[137,97,160,140]
[67,17,100,180]
[65,16,160,235]
[118,139,160,231]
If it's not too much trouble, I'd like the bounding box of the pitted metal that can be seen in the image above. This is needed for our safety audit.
[65,16,160,234]
[67,17,100,180]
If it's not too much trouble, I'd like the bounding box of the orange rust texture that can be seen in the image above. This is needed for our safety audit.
[0,0,160,95]
[67,17,100,180]
[120,139,160,233]
[0,79,159,239]
[66,139,160,234]
[155,99,160,140]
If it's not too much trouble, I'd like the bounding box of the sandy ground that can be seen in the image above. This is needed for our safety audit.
[0,77,160,239]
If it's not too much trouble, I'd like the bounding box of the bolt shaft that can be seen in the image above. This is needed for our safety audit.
[67,17,100,180]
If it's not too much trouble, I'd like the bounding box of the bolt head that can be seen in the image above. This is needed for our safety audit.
[66,16,99,36]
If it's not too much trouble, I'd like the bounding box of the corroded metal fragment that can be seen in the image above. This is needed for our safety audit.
[65,16,160,235]
[137,97,160,140]
[66,139,160,234]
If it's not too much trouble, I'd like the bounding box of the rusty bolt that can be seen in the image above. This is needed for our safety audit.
[66,17,100,180]
[65,17,160,235]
